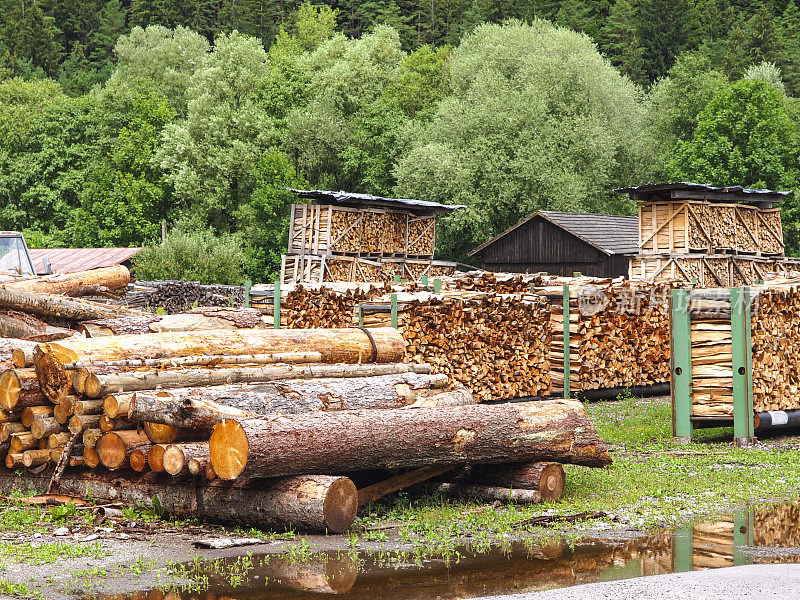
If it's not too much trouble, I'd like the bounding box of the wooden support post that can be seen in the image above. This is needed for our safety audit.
[731,287,755,446]
[562,284,570,400]
[433,279,442,293]
[670,288,693,443]
[390,294,398,329]
[273,280,281,330]
[673,522,693,572]
[733,508,753,566]
[243,279,251,308]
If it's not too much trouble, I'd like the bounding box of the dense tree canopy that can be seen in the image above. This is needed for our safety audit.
[3,2,800,282]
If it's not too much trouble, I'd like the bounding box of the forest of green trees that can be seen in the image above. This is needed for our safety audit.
[2,1,800,282]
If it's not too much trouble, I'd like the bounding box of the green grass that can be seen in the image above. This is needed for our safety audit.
[0,541,107,565]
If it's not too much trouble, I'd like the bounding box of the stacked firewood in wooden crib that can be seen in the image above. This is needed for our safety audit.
[0,326,611,533]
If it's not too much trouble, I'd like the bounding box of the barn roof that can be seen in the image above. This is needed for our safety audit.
[469,211,639,257]
[287,189,465,213]
[28,247,141,275]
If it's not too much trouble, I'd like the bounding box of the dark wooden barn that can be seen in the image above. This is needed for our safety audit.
[469,211,638,277]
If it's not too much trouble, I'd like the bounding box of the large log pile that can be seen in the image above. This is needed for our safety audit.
[0,322,611,532]
[359,291,551,401]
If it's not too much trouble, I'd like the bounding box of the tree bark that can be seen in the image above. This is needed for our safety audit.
[210,400,612,480]
[0,469,359,533]
[0,368,48,411]
[0,310,74,341]
[436,483,545,503]
[3,265,130,294]
[64,351,325,370]
[82,362,431,399]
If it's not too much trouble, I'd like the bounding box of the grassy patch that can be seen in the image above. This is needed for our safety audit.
[0,541,107,565]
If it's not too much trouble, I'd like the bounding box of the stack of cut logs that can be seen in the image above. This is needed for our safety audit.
[123,280,245,313]
[0,326,611,533]
[690,281,800,417]
[541,280,674,393]
[251,283,387,329]
[358,291,552,401]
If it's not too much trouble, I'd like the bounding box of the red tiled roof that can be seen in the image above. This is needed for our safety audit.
[28,248,142,274]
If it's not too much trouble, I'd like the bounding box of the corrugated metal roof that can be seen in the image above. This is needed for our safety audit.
[287,189,465,212]
[28,248,142,275]
[614,182,792,198]
[470,211,638,257]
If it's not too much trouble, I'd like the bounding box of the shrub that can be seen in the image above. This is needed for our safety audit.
[133,221,246,285]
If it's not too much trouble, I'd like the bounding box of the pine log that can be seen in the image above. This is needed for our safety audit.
[21,405,52,427]
[22,448,52,467]
[210,400,612,480]
[35,328,405,387]
[4,453,21,468]
[69,414,101,434]
[0,287,133,322]
[97,430,151,470]
[128,373,462,430]
[0,368,47,411]
[9,432,36,452]
[83,447,100,468]
[437,483,545,504]
[0,310,73,341]
[162,442,209,476]
[82,428,102,449]
[31,417,63,440]
[74,399,104,415]
[147,444,167,472]
[3,266,130,294]
[53,403,70,425]
[188,457,208,476]
[81,362,430,399]
[62,351,325,371]
[103,394,134,419]
[99,415,135,433]
[466,462,565,500]
[8,340,38,368]
[47,432,71,449]
[142,422,195,445]
[129,446,152,472]
[3,469,358,533]
[0,421,25,442]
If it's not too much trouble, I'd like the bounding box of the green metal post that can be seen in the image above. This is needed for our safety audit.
[391,293,398,329]
[563,284,570,399]
[357,304,363,327]
[393,274,401,283]
[243,279,252,308]
[671,288,693,442]
[731,287,755,446]
[420,275,429,287]
[673,522,694,573]
[273,280,281,329]
[733,508,753,566]
[434,279,442,293]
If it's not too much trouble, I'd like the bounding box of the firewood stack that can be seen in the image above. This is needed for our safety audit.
[358,290,552,401]
[251,283,388,329]
[687,279,800,418]
[0,325,613,532]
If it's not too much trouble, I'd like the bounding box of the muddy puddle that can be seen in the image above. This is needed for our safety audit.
[92,501,800,600]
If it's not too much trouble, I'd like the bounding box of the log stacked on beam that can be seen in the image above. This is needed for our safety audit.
[359,291,551,401]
